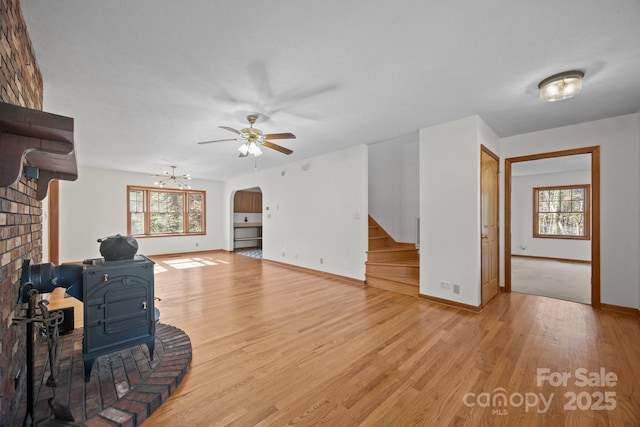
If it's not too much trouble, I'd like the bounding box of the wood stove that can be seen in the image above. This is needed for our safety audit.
[81,255,156,381]
[20,236,157,382]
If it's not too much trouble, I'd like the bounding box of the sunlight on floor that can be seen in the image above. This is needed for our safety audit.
[154,257,232,272]
[154,265,168,274]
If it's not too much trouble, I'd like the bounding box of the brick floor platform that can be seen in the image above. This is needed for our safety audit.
[11,324,192,427]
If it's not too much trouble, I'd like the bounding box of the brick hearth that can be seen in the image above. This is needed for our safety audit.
[11,323,191,426]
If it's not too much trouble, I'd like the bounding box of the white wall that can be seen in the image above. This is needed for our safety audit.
[58,167,223,262]
[511,170,591,261]
[368,132,419,244]
[420,116,499,307]
[223,144,369,281]
[501,113,640,309]
[42,196,49,262]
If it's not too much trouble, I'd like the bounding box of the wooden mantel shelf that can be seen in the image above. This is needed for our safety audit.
[0,101,78,200]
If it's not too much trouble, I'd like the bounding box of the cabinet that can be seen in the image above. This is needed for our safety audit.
[233,223,263,249]
[234,191,262,213]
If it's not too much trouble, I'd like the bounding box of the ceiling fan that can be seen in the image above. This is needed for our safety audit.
[197,114,295,157]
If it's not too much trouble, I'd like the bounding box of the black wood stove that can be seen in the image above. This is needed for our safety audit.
[20,235,157,382]
[80,254,155,380]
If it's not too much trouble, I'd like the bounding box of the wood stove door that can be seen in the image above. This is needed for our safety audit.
[83,266,154,355]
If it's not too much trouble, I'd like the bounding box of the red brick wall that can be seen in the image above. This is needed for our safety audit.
[0,0,44,423]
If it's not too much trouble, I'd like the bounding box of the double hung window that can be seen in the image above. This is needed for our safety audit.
[128,186,205,237]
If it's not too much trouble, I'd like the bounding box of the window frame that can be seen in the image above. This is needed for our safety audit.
[127,185,206,238]
[532,184,590,240]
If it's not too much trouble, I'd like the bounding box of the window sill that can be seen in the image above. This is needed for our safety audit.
[132,232,206,239]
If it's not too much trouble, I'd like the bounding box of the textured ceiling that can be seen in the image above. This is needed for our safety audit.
[20,1,640,181]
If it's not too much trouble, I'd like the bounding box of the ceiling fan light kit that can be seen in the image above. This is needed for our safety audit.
[151,165,191,189]
[238,142,263,157]
[538,70,584,102]
[198,114,295,157]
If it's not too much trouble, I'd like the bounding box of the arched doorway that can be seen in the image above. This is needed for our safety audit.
[232,187,263,258]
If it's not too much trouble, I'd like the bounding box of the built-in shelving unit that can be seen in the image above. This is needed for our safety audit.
[233,223,262,249]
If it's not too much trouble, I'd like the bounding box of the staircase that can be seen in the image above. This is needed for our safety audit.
[366,216,419,297]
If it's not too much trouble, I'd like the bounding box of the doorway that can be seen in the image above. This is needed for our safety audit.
[481,145,500,307]
[232,187,263,259]
[505,147,600,308]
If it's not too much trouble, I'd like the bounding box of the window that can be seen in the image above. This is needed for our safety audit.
[127,186,205,237]
[533,184,589,239]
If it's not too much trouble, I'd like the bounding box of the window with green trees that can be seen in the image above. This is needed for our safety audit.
[127,186,205,236]
[533,184,589,239]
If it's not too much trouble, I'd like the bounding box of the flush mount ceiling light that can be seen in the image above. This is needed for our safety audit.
[538,70,585,102]
[151,165,191,189]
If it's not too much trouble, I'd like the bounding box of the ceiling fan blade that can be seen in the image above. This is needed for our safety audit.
[263,140,293,155]
[220,126,241,135]
[264,132,296,140]
[197,138,237,145]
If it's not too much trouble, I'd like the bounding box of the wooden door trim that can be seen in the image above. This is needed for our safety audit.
[480,144,499,307]
[504,146,600,308]
[48,180,60,264]
[481,144,499,161]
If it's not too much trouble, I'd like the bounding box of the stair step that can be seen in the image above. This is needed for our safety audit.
[366,274,419,297]
[367,259,418,266]
[368,225,383,235]
[367,273,419,286]
[368,241,415,249]
[365,261,419,278]
[367,247,418,262]
[367,215,420,297]
[368,236,391,249]
[369,244,418,253]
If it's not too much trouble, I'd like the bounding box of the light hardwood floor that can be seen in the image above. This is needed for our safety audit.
[50,251,640,426]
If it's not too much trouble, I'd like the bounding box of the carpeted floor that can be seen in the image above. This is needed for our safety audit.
[511,256,591,304]
[11,323,191,426]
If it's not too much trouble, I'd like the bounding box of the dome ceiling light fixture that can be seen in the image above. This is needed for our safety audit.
[151,165,191,189]
[538,70,585,102]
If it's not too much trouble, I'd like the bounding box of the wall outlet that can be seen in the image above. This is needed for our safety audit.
[453,284,460,294]
[440,281,451,289]
[320,258,324,264]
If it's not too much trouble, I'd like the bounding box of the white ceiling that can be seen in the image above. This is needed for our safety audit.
[20,1,640,181]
